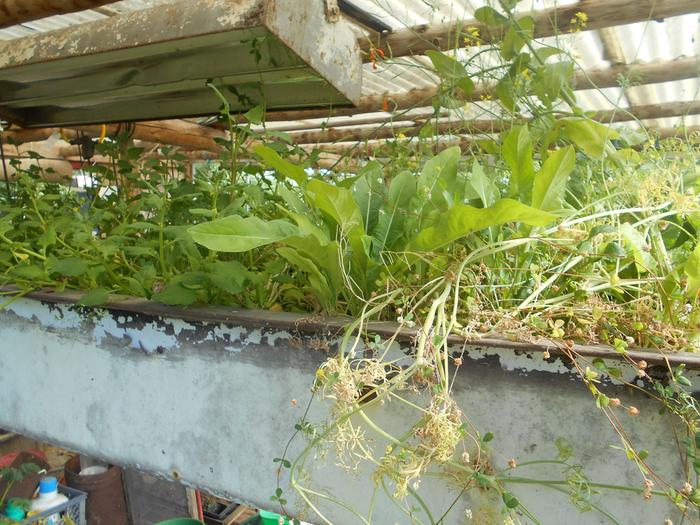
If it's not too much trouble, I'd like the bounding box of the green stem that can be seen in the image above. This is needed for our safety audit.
[0,479,14,508]
[501,476,667,497]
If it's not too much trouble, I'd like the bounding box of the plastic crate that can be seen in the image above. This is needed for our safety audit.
[24,485,87,525]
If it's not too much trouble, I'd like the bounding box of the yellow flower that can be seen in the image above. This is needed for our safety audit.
[463,26,481,46]
[569,11,588,32]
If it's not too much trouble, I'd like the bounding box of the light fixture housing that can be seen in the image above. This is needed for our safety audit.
[0,0,362,127]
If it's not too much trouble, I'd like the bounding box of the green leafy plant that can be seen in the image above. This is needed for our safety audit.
[0,461,39,523]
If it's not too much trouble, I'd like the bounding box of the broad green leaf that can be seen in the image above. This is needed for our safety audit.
[503,125,534,201]
[244,104,264,125]
[533,61,574,107]
[560,118,619,158]
[254,145,307,185]
[285,236,342,292]
[189,216,299,252]
[612,148,641,165]
[474,6,508,26]
[685,241,700,294]
[243,185,265,207]
[0,218,13,237]
[37,225,57,250]
[616,127,648,147]
[418,146,461,211]
[178,272,210,290]
[388,170,416,208]
[467,161,498,208]
[152,277,198,306]
[533,47,565,63]
[307,179,364,234]
[426,50,468,81]
[495,75,516,111]
[412,198,555,251]
[427,51,474,108]
[501,16,534,60]
[77,288,110,307]
[282,210,329,246]
[47,256,89,277]
[277,247,334,310]
[532,146,575,211]
[456,77,475,98]
[205,260,248,295]
[373,171,416,251]
[277,185,308,215]
[352,163,386,234]
[302,179,369,280]
[11,264,47,280]
[266,130,292,144]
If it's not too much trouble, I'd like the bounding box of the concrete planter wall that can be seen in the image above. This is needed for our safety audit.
[0,290,696,524]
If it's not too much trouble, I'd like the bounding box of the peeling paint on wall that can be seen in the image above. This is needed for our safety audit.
[5,299,294,356]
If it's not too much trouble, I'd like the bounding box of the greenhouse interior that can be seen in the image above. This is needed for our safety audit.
[0,0,699,524]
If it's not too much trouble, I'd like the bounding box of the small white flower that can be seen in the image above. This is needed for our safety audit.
[464,508,472,520]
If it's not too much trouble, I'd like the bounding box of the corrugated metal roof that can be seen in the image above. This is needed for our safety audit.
[0,0,698,135]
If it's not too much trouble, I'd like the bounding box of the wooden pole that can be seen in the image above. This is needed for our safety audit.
[251,57,699,123]
[590,100,700,123]
[1,120,226,152]
[304,123,699,157]
[287,118,505,145]
[0,0,118,29]
[287,99,700,145]
[59,147,219,161]
[300,136,475,157]
[362,0,700,58]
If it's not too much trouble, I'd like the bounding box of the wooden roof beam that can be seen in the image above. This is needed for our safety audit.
[287,99,700,145]
[1,119,227,152]
[364,0,700,58]
[304,122,700,158]
[591,99,700,123]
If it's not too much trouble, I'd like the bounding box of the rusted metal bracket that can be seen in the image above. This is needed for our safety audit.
[323,0,341,22]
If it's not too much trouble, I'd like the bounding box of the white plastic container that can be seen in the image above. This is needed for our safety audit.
[29,476,68,525]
